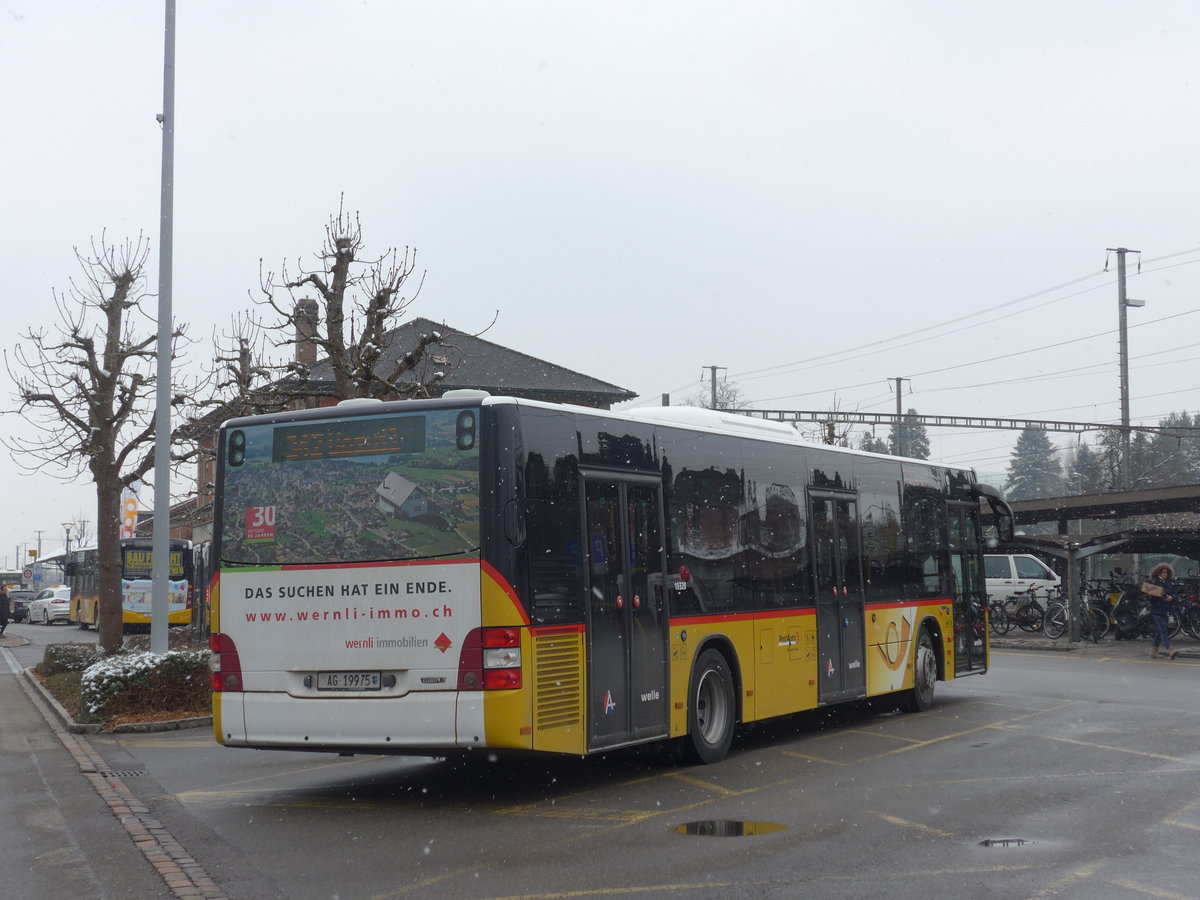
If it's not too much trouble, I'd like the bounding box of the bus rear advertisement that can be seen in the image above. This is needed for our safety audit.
[70,539,195,629]
[210,395,1013,764]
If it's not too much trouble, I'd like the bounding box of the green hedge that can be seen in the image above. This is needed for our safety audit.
[79,650,211,720]
[41,642,105,676]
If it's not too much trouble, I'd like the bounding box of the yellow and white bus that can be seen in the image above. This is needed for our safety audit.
[210,394,1012,763]
[69,539,195,629]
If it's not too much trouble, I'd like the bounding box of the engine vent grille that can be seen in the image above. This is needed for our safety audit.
[534,632,583,731]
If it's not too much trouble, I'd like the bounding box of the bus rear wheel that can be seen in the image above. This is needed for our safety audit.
[906,628,937,712]
[685,648,735,765]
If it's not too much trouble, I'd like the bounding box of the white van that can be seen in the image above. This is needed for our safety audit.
[984,553,1060,604]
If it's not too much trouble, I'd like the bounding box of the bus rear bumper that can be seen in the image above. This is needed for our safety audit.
[214,691,486,751]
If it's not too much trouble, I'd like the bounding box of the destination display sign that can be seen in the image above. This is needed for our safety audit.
[272,415,426,462]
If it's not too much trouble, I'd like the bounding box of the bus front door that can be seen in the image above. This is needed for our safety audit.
[583,476,670,751]
[812,493,866,703]
[949,504,987,674]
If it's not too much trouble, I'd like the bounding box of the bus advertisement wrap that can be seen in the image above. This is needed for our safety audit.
[222,560,481,676]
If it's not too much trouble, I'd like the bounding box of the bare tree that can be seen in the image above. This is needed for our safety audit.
[4,235,198,653]
[65,513,93,550]
[207,311,289,417]
[683,378,747,411]
[251,199,448,404]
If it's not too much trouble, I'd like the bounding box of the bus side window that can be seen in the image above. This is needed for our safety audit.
[524,498,583,624]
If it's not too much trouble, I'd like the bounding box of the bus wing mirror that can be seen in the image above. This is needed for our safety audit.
[972,482,1015,544]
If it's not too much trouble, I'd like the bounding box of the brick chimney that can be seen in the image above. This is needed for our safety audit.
[295,298,319,368]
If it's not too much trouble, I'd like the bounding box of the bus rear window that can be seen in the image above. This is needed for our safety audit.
[219,408,481,566]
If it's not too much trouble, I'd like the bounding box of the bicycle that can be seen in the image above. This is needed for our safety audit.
[988,599,1011,636]
[1043,592,1108,642]
[1005,588,1047,633]
[1179,594,1200,640]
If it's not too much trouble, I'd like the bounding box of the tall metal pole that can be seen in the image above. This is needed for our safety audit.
[1108,246,1142,491]
[1116,249,1131,490]
[704,365,726,410]
[891,377,909,456]
[151,0,176,655]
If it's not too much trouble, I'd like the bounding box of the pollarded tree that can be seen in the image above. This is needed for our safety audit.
[251,199,449,405]
[888,408,931,459]
[4,235,198,654]
[683,378,747,411]
[1004,427,1063,500]
[207,311,290,418]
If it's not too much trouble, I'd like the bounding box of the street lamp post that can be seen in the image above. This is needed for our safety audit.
[63,523,73,556]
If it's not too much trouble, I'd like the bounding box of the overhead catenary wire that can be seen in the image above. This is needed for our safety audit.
[646,251,1200,411]
[745,306,1200,406]
[734,253,1200,389]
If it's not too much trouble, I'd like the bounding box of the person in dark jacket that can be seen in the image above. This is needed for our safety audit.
[1144,563,1180,659]
[0,588,9,637]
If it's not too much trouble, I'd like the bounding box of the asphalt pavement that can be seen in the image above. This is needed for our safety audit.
[1,624,1195,899]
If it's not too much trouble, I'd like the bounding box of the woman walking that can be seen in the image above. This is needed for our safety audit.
[1144,563,1180,660]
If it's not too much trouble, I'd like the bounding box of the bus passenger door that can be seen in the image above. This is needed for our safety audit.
[812,493,866,703]
[948,504,987,674]
[583,476,670,751]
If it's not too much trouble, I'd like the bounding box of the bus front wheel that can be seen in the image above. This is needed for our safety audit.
[685,649,735,765]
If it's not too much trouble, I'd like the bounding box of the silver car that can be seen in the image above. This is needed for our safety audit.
[27,586,72,625]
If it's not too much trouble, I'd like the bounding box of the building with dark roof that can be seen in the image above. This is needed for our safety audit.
[301,317,636,409]
[179,315,637,545]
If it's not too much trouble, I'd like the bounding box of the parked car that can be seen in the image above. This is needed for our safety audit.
[7,589,35,623]
[984,553,1060,604]
[27,586,72,625]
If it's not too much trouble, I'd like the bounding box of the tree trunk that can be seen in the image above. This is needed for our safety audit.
[96,482,123,654]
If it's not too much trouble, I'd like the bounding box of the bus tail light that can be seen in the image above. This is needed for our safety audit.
[209,633,243,692]
[458,627,522,690]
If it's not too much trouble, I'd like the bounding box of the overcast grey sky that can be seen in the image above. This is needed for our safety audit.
[4,1,1200,567]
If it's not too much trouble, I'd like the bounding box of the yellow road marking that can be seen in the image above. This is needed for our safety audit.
[1104,880,1198,899]
[369,867,483,899]
[1027,859,1105,898]
[175,753,386,795]
[779,750,848,766]
[663,772,751,795]
[844,729,922,744]
[416,867,1044,900]
[989,727,1192,764]
[1162,796,1200,830]
[868,810,956,838]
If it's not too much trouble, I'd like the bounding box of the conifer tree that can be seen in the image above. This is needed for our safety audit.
[1063,441,1104,494]
[888,408,931,459]
[1004,428,1063,500]
[858,431,890,454]
[1151,412,1200,485]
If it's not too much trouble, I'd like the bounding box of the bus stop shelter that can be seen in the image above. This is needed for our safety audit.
[993,484,1200,640]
